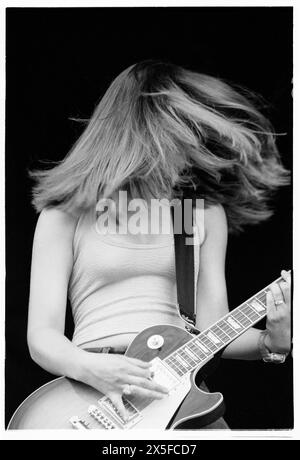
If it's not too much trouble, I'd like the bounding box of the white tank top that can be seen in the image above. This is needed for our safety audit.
[69,205,204,348]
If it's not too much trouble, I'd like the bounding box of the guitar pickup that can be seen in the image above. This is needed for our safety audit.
[97,396,142,429]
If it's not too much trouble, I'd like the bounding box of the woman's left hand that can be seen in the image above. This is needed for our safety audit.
[265,270,291,354]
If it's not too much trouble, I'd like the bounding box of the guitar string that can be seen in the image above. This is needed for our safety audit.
[163,275,287,375]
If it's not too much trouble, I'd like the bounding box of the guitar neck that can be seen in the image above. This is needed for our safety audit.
[164,273,288,377]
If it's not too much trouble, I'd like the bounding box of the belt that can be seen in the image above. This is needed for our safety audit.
[83,346,127,354]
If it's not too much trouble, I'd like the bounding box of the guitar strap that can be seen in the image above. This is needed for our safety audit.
[172,197,200,334]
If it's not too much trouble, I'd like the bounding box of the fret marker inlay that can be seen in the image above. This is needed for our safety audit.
[206,331,221,344]
[250,299,265,312]
[175,354,189,368]
[227,316,241,329]
[184,347,198,361]
[194,340,209,354]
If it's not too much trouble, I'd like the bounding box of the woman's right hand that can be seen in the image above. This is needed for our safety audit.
[78,352,169,420]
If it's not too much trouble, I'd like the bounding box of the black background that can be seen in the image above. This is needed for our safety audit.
[5,7,293,429]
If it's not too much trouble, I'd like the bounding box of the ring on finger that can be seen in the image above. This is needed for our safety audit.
[123,384,134,396]
[275,300,284,306]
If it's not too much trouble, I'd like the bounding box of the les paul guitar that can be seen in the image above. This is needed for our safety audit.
[8,273,289,430]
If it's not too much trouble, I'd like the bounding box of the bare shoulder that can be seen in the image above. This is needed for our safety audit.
[204,203,227,225]
[203,203,228,241]
[34,207,79,243]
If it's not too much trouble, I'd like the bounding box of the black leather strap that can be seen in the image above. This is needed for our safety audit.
[172,197,225,374]
[172,197,198,332]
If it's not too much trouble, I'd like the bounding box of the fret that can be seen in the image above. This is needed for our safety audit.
[178,349,195,368]
[240,303,260,322]
[248,298,266,314]
[256,291,268,303]
[211,325,230,343]
[218,319,238,338]
[246,302,262,319]
[171,355,187,374]
[165,356,185,376]
[256,293,268,308]
[226,317,241,330]
[226,315,243,331]
[232,309,252,327]
[166,338,211,377]
[174,353,191,370]
[172,359,186,376]
[220,318,240,337]
[216,323,231,339]
[193,338,211,356]
[244,305,260,321]
[184,346,200,363]
[200,334,218,352]
[218,324,232,341]
[255,295,267,306]
[257,291,268,301]
[189,341,208,360]
[164,356,180,375]
[207,331,223,344]
[175,352,193,370]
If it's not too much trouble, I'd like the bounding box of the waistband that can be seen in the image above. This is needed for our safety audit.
[83,346,127,354]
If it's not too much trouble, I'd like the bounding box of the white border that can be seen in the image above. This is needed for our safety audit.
[1,0,298,441]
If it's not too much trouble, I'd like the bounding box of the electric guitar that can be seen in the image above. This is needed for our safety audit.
[8,273,289,430]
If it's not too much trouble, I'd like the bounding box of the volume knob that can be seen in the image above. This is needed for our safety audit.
[147,334,164,349]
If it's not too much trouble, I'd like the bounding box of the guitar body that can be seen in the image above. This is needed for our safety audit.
[8,325,225,430]
[9,272,288,430]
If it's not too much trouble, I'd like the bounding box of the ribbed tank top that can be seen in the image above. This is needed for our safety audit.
[68,206,203,348]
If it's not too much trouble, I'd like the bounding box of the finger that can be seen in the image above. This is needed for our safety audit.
[124,363,154,380]
[278,279,291,306]
[269,283,284,306]
[281,270,291,284]
[266,290,276,318]
[124,356,152,369]
[127,376,169,395]
[107,392,128,421]
[129,385,168,401]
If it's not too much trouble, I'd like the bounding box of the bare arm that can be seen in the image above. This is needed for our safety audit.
[195,204,290,360]
[27,208,87,378]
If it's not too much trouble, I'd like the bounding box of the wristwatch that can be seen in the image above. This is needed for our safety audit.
[258,330,288,364]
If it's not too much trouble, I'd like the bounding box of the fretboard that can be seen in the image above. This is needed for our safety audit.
[164,273,286,377]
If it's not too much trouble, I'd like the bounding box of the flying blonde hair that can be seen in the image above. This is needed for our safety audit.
[31,60,290,232]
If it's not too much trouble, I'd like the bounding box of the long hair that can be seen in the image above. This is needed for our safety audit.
[31,59,290,232]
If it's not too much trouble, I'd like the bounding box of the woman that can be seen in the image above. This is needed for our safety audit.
[27,60,291,428]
